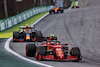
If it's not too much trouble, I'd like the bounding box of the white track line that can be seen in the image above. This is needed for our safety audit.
[5,13,54,67]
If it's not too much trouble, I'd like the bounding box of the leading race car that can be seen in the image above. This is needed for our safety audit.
[26,40,82,62]
[13,25,43,42]
[49,6,64,14]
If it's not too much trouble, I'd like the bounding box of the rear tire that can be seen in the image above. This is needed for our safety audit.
[13,32,19,42]
[26,44,36,57]
[61,10,64,13]
[49,11,51,14]
[36,31,43,42]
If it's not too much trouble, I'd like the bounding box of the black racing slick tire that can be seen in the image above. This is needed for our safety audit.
[49,11,51,14]
[61,10,64,13]
[70,47,81,57]
[36,31,43,37]
[26,44,36,57]
[38,46,46,56]
[36,31,43,42]
[53,51,58,59]
[13,32,19,42]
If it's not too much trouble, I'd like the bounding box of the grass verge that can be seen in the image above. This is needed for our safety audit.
[0,12,48,38]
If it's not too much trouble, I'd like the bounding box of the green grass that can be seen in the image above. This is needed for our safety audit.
[0,12,48,38]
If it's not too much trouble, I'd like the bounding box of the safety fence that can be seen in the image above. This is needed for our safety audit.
[0,6,50,32]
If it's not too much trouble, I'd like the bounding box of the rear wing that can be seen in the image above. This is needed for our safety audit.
[44,37,57,41]
[19,26,26,29]
[19,25,35,29]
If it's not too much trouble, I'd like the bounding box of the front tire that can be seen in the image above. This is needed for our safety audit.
[26,44,36,57]
[70,47,81,62]
[70,47,81,57]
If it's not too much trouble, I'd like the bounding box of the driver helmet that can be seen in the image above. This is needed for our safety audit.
[26,24,29,28]
[25,24,30,32]
[50,34,55,37]
[55,5,57,7]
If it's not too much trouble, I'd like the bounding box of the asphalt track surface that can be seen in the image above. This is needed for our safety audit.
[10,6,100,67]
[79,0,100,7]
[0,39,41,67]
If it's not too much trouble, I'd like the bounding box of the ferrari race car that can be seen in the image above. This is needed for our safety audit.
[49,6,64,14]
[44,35,57,41]
[13,25,43,42]
[26,40,82,62]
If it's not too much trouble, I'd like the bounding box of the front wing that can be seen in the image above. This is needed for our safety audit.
[37,54,81,61]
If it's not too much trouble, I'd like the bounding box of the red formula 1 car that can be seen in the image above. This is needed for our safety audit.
[13,25,43,42]
[44,35,57,41]
[26,41,82,62]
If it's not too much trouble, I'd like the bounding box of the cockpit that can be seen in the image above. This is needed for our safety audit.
[24,26,31,33]
[46,41,60,45]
